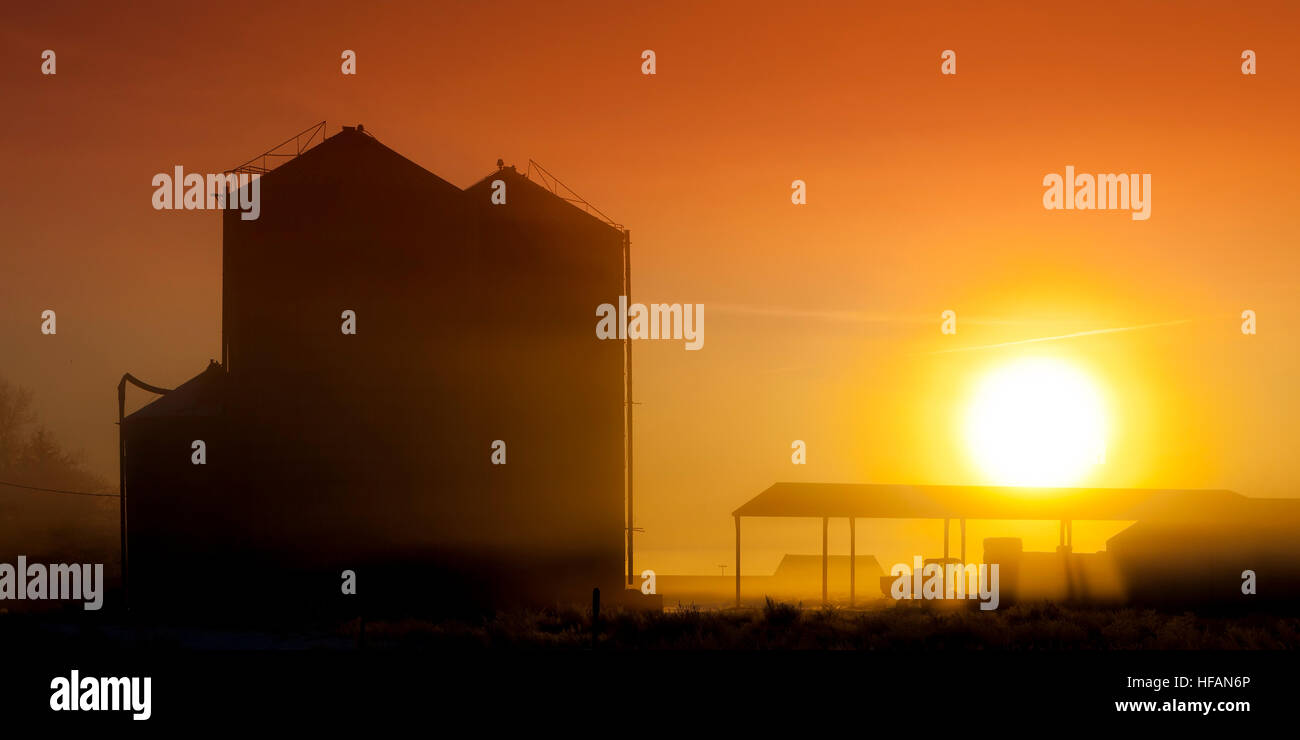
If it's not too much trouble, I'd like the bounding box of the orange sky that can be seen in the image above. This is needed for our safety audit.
[2,0,1297,575]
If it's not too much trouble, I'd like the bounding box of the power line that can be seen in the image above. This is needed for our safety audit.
[0,479,120,498]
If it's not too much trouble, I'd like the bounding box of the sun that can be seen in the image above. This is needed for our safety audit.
[964,357,1107,487]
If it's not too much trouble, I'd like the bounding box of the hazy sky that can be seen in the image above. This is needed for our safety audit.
[2,0,1296,574]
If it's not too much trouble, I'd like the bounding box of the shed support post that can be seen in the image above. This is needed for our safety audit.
[734,515,741,607]
[849,517,856,606]
[821,516,829,605]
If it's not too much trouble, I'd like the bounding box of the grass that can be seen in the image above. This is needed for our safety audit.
[338,600,1300,651]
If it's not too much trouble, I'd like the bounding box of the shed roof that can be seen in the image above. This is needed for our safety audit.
[732,482,1296,524]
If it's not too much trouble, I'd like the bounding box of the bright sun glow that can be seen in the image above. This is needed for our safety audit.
[965,357,1108,487]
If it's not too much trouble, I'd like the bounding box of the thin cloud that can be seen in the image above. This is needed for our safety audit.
[928,319,1194,355]
[712,304,1058,327]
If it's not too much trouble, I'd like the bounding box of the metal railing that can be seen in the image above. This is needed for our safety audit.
[226,121,327,176]
[524,159,624,231]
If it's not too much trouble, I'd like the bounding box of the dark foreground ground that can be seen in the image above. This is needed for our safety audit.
[4,599,1298,651]
[348,600,1300,651]
[2,602,1294,726]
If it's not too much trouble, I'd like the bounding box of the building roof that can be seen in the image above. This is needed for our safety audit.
[233,123,624,233]
[124,361,226,421]
[733,482,1300,524]
[772,554,884,579]
[463,162,626,233]
[264,124,463,196]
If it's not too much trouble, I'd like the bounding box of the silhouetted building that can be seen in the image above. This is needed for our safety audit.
[735,482,1300,610]
[1106,515,1300,609]
[122,125,629,615]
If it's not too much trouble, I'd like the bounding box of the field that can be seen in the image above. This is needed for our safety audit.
[345,599,1300,651]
